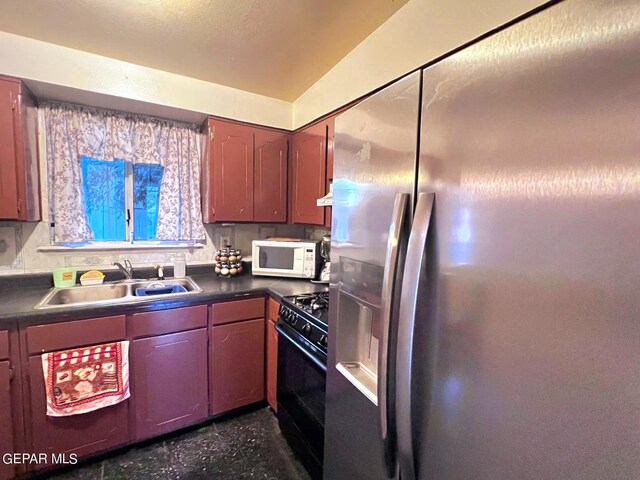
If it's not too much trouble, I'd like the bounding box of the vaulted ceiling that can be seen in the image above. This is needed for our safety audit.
[0,0,406,101]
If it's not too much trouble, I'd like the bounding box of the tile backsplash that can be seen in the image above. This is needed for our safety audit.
[0,221,329,276]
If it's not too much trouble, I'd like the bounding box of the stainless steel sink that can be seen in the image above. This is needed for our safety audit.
[34,277,203,310]
[44,283,129,306]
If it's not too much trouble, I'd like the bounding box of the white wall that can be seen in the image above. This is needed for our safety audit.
[0,31,292,129]
[2,1,549,130]
[0,1,549,129]
[292,0,548,128]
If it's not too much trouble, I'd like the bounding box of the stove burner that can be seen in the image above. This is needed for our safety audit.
[278,291,330,363]
[294,292,329,313]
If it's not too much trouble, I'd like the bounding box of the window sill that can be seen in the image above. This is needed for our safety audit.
[37,242,206,253]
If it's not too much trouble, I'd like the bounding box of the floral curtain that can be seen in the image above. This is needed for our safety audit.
[44,102,206,242]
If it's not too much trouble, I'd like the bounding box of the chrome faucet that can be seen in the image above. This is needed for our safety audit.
[113,259,134,279]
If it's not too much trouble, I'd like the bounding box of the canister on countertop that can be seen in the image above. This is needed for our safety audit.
[53,267,77,287]
[174,253,186,278]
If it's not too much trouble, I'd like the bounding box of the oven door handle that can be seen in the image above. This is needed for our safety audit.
[275,323,327,372]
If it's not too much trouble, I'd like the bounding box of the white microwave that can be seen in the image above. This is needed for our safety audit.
[252,239,321,279]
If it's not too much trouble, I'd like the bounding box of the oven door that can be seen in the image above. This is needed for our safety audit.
[276,321,326,479]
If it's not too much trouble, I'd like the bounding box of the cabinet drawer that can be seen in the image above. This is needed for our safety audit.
[211,297,265,326]
[26,316,126,355]
[127,305,207,338]
[0,330,8,361]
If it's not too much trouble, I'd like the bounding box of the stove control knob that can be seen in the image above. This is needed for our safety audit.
[287,311,297,325]
[319,335,328,347]
[301,323,313,336]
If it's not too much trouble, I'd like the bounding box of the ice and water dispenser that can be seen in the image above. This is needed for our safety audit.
[335,257,384,405]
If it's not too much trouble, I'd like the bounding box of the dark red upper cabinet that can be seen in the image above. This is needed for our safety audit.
[254,129,288,223]
[291,121,327,225]
[207,118,254,222]
[324,115,336,228]
[0,361,14,480]
[0,76,40,221]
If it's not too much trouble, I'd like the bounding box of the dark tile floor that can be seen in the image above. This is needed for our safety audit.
[45,407,311,480]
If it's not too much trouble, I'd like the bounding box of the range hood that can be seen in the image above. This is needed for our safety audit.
[317,183,333,207]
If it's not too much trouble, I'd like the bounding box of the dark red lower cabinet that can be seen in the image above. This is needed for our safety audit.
[210,319,265,415]
[266,320,278,412]
[131,328,208,440]
[27,356,129,470]
[0,361,14,480]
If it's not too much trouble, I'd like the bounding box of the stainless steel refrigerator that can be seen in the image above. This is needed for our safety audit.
[325,0,640,479]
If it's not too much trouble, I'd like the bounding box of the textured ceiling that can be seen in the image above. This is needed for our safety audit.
[0,0,406,101]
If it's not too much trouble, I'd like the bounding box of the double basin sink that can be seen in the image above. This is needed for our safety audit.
[34,277,203,310]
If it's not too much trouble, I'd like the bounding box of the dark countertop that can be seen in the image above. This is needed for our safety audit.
[0,272,328,328]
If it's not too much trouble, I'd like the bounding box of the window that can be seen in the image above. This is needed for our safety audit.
[132,163,164,240]
[81,157,126,240]
[81,156,164,241]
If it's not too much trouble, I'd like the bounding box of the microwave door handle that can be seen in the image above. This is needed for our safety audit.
[396,192,435,480]
[378,192,410,478]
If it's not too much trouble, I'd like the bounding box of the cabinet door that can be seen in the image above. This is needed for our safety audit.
[0,79,19,219]
[291,122,327,225]
[15,83,40,222]
[254,130,288,223]
[132,328,208,440]
[0,361,14,480]
[28,356,129,467]
[267,297,280,323]
[209,119,254,222]
[266,319,278,412]
[210,318,265,415]
[325,115,335,228]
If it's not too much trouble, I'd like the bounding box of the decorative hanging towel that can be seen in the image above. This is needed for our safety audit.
[42,341,130,417]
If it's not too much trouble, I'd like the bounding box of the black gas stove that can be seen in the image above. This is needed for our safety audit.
[276,290,329,480]
[278,291,329,366]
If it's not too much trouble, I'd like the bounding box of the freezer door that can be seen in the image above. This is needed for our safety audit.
[325,71,421,480]
[414,0,640,479]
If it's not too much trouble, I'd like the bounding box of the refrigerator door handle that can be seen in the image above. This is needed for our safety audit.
[378,192,410,478]
[396,192,435,480]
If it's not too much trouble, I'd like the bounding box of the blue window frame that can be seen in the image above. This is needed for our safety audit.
[80,157,164,242]
[81,157,126,240]
[133,163,164,240]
